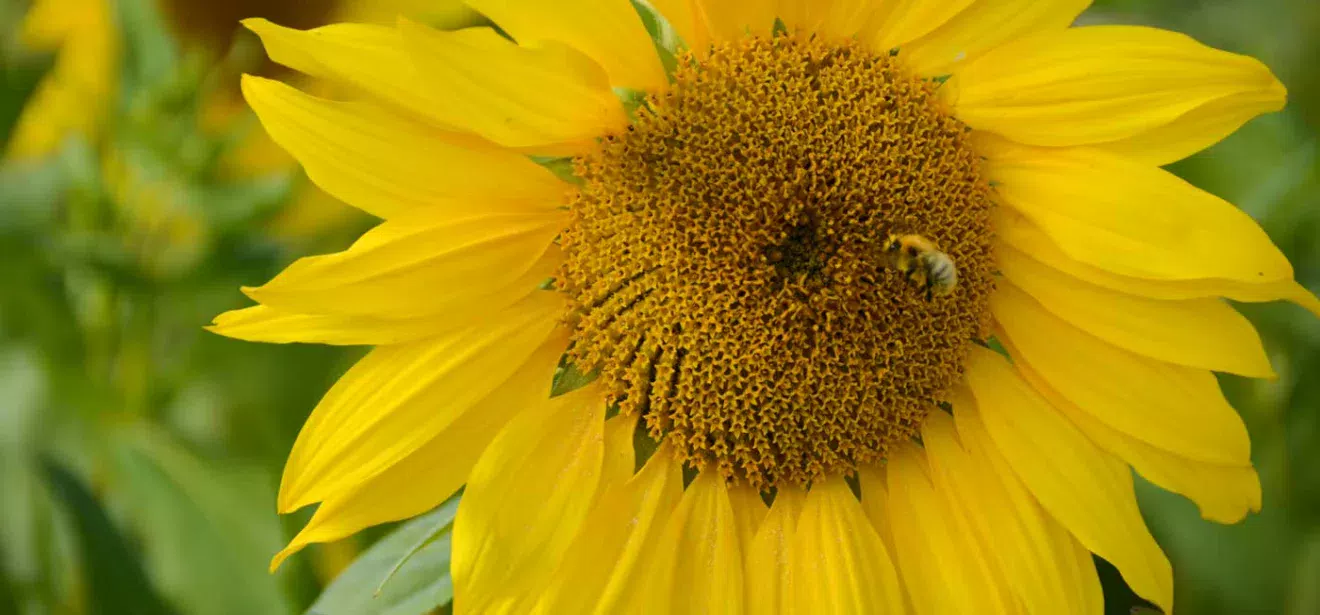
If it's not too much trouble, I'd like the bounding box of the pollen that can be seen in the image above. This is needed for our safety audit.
[560,34,996,490]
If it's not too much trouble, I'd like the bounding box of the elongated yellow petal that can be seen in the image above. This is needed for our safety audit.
[993,282,1252,465]
[856,466,897,554]
[963,346,1173,612]
[638,469,745,613]
[278,292,566,512]
[999,247,1272,378]
[241,76,564,219]
[775,0,874,40]
[450,385,607,612]
[599,414,641,491]
[728,484,768,559]
[465,0,666,90]
[995,210,1320,316]
[980,138,1292,284]
[792,477,904,614]
[925,407,1102,615]
[949,25,1285,162]
[268,332,566,570]
[536,445,683,615]
[697,0,777,40]
[887,440,1013,614]
[901,0,1088,77]
[243,19,456,129]
[212,246,560,344]
[745,488,804,615]
[1095,86,1290,165]
[400,21,626,153]
[649,0,706,50]
[1014,362,1262,524]
[244,210,565,320]
[871,0,975,51]
[208,305,444,346]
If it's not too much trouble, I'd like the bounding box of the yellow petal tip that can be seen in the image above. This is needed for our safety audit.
[269,541,303,573]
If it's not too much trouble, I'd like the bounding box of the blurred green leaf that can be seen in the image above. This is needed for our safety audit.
[110,425,294,615]
[116,0,180,88]
[0,156,68,232]
[40,457,175,615]
[0,50,53,151]
[307,496,460,615]
[199,172,297,229]
[0,547,18,615]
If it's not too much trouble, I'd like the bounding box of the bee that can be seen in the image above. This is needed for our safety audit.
[883,234,958,300]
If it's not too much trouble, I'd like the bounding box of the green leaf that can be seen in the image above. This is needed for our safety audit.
[0,549,19,615]
[0,156,69,233]
[631,0,679,75]
[116,0,180,87]
[0,50,55,151]
[109,425,295,615]
[307,495,460,615]
[551,361,598,397]
[40,458,176,615]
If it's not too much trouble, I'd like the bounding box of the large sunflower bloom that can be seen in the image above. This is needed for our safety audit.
[211,0,1320,612]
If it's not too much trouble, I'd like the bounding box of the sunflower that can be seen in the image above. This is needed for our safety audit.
[4,0,117,161]
[211,0,1320,612]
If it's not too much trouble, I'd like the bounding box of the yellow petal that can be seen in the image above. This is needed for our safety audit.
[900,0,1089,77]
[638,469,745,613]
[269,331,567,570]
[995,209,1320,315]
[886,440,1014,614]
[330,0,484,26]
[465,0,667,90]
[948,25,1285,161]
[241,75,564,219]
[208,305,445,346]
[999,246,1273,378]
[400,21,626,153]
[649,0,706,50]
[277,292,566,512]
[792,477,904,614]
[993,282,1252,465]
[6,0,117,161]
[980,138,1293,284]
[537,445,684,615]
[216,245,562,344]
[243,19,456,129]
[924,408,1102,615]
[871,0,975,51]
[697,0,777,40]
[856,465,897,554]
[1095,85,1290,165]
[745,488,805,615]
[600,413,641,491]
[450,385,607,611]
[963,346,1173,612]
[1014,361,1262,524]
[244,210,565,320]
[775,0,875,40]
[728,484,768,559]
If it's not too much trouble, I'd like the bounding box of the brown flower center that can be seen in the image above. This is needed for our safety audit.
[560,34,995,490]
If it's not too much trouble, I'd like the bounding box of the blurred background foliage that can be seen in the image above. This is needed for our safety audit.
[0,0,1315,614]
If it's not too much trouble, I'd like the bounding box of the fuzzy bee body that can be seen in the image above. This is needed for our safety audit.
[883,234,958,300]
